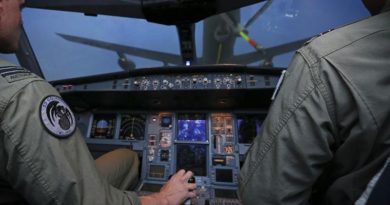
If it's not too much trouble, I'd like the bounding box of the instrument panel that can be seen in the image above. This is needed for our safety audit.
[55,66,282,205]
[77,111,266,205]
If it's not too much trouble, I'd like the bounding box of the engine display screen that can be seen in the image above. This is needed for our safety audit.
[176,144,207,176]
[176,114,207,142]
[236,114,265,144]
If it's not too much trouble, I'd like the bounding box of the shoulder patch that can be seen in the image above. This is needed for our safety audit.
[40,95,76,138]
[0,65,37,83]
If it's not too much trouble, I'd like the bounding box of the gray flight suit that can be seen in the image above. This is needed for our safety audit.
[239,8,390,205]
[0,60,141,205]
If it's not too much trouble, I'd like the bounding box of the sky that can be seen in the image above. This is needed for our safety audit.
[0,0,369,81]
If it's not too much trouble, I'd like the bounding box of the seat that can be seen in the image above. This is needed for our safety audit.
[365,158,390,205]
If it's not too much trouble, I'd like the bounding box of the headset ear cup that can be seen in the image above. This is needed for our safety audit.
[362,0,386,15]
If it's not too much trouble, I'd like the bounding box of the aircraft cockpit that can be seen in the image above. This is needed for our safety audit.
[50,64,278,204]
[0,0,369,204]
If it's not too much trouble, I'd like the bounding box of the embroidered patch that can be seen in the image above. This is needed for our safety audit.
[40,95,76,138]
[0,66,36,83]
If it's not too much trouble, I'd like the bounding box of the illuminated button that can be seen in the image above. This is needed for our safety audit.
[236,77,242,84]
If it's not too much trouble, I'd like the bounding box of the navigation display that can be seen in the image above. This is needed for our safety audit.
[236,114,265,144]
[176,144,207,176]
[119,114,146,140]
[176,114,207,142]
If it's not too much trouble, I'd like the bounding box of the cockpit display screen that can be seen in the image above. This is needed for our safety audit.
[148,164,165,179]
[119,114,146,140]
[176,144,207,176]
[160,115,172,128]
[90,114,116,139]
[216,169,233,183]
[236,114,265,144]
[176,114,207,142]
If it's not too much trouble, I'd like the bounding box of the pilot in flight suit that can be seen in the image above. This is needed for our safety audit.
[0,0,196,204]
[0,60,140,204]
[239,1,390,205]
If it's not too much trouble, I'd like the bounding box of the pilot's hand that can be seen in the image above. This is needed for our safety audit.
[160,169,197,204]
[140,169,197,205]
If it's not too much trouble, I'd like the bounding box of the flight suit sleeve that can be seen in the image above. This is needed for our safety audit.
[0,80,141,205]
[238,52,336,204]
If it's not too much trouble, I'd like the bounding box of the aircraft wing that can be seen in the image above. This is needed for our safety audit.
[58,33,182,65]
[230,38,311,64]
